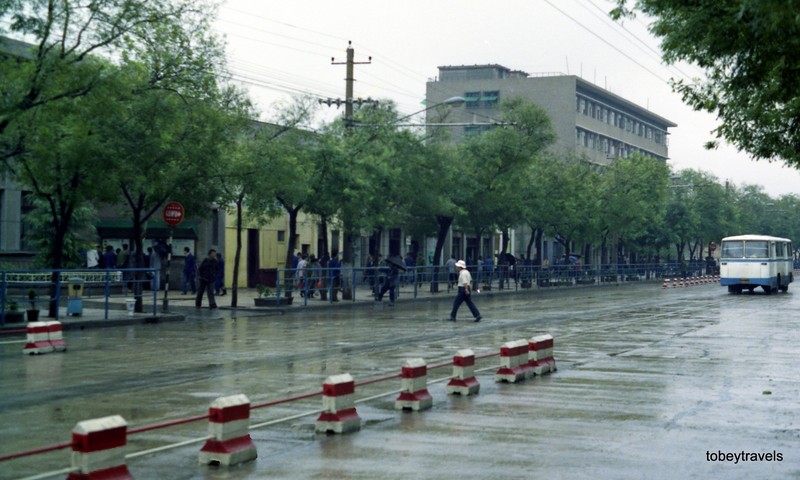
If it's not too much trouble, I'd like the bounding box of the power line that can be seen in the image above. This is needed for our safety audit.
[582,0,701,81]
[542,0,669,84]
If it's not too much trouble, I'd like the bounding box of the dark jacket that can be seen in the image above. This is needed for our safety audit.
[198,258,218,282]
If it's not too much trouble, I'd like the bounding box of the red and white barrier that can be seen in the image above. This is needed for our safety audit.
[446,349,480,396]
[529,334,556,376]
[46,321,67,352]
[395,358,433,411]
[68,415,131,480]
[495,339,530,383]
[23,321,54,355]
[662,278,670,288]
[316,373,361,434]
[198,394,257,466]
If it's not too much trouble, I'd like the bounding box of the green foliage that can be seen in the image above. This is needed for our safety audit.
[612,0,800,168]
[256,284,272,298]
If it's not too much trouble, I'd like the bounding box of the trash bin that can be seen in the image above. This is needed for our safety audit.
[67,277,84,316]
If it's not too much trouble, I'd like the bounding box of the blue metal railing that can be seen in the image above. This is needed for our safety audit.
[0,268,157,326]
[264,261,705,306]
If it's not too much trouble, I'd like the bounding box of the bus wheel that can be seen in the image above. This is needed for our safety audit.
[763,285,774,294]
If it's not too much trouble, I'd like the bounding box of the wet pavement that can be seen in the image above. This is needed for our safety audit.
[1,280,799,479]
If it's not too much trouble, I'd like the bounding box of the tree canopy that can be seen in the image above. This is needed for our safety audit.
[612,0,800,167]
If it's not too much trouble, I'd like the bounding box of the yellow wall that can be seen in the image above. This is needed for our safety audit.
[223,211,340,289]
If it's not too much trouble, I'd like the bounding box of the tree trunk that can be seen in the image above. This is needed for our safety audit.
[430,216,453,292]
[282,205,300,298]
[231,195,244,308]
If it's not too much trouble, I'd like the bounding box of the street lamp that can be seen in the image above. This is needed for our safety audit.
[391,96,466,124]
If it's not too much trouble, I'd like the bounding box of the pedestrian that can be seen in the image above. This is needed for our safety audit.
[196,249,218,309]
[182,247,197,295]
[329,250,341,302]
[403,252,415,286]
[307,254,320,299]
[319,251,330,301]
[102,245,117,269]
[445,255,457,288]
[86,244,100,269]
[148,246,161,291]
[297,253,308,297]
[117,244,132,293]
[449,260,482,322]
[364,254,375,287]
[375,255,401,305]
[214,250,226,296]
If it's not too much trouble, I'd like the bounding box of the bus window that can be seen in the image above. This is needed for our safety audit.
[722,241,744,258]
[745,241,769,258]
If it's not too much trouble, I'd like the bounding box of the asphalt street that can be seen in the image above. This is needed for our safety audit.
[1,281,798,480]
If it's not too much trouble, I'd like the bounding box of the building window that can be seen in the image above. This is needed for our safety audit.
[481,90,499,107]
[277,230,286,242]
[465,91,481,109]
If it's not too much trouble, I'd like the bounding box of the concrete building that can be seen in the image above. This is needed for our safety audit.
[425,64,677,263]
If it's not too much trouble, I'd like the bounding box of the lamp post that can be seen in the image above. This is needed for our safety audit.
[398,96,465,123]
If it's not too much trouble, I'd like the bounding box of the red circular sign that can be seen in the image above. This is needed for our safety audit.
[163,201,185,227]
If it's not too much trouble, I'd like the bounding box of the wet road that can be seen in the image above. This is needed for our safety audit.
[1,282,799,479]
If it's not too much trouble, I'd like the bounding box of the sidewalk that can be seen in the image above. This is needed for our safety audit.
[0,278,644,332]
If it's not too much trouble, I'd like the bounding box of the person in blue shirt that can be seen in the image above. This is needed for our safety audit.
[182,247,197,295]
[102,245,117,269]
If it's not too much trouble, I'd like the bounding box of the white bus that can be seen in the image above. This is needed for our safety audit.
[719,234,794,294]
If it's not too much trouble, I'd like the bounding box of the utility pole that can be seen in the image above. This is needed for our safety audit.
[321,41,376,274]
[322,41,376,131]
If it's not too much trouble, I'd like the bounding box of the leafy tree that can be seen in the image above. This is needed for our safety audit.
[246,98,325,296]
[1,0,229,315]
[543,157,601,263]
[597,153,670,263]
[612,1,800,167]
[0,0,212,140]
[461,98,556,255]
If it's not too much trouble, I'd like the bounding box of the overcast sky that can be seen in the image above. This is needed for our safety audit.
[213,0,800,197]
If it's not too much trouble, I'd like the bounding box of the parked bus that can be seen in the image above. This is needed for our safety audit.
[719,234,794,294]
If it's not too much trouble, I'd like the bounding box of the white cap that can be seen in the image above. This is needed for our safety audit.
[455,260,467,269]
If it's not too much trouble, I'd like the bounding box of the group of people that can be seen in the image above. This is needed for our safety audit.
[85,242,225,308]
[85,242,169,292]
[292,250,341,301]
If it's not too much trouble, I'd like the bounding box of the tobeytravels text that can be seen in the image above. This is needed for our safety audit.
[706,450,783,464]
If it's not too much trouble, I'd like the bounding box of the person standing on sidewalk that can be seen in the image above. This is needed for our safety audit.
[182,247,197,295]
[196,249,218,309]
[329,250,341,302]
[449,260,481,322]
[214,250,226,296]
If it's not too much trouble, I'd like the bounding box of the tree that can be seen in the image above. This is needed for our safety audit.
[612,1,800,167]
[1,1,230,315]
[597,153,670,263]
[461,98,556,256]
[0,0,213,140]
[542,156,601,263]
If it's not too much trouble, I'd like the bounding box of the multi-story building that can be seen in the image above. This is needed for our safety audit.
[425,64,676,263]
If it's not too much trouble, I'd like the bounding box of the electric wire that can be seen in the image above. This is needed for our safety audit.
[542,0,670,84]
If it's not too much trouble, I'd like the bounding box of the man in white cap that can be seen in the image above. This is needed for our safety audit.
[449,260,481,322]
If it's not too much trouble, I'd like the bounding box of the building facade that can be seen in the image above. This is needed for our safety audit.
[426,64,677,263]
